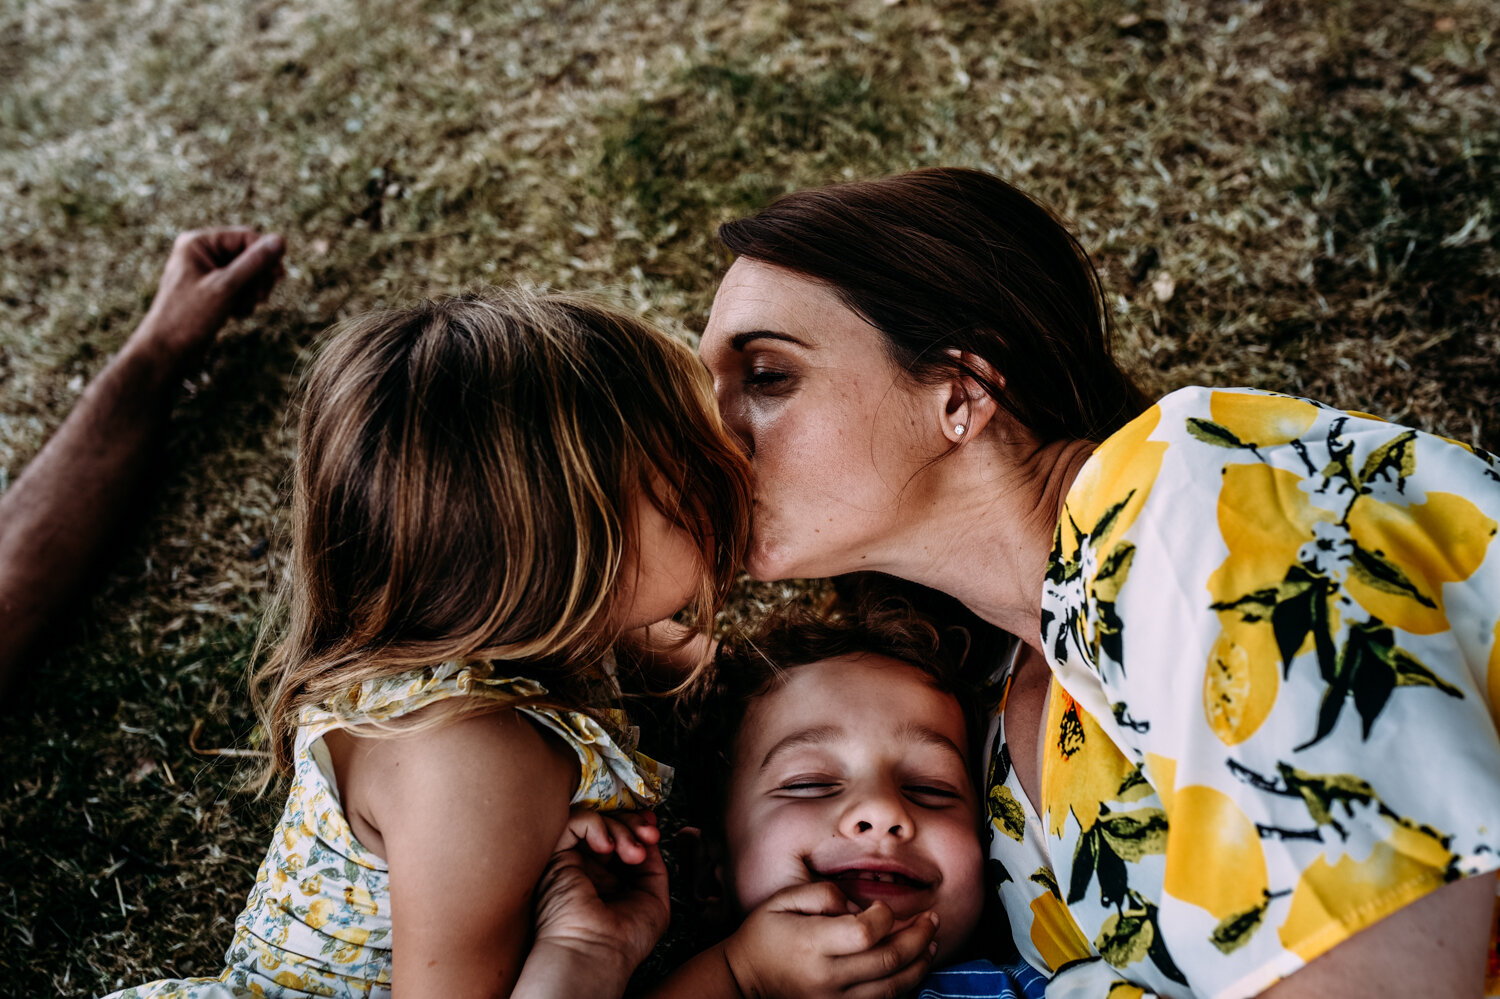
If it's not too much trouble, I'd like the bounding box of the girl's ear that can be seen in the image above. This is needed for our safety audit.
[933,349,1002,444]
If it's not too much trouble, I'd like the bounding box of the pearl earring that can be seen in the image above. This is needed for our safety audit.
[954,424,966,436]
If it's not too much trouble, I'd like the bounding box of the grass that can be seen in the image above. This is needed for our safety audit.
[2,0,1497,993]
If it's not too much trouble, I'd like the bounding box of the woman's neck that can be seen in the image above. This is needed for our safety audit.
[873,435,1095,649]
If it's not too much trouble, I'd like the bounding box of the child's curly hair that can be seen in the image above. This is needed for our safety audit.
[675,592,985,838]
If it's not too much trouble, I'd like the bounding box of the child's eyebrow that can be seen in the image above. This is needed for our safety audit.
[757,723,968,773]
[758,725,842,772]
[894,721,969,767]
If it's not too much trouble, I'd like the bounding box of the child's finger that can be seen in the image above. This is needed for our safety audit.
[605,810,661,847]
[852,899,896,942]
[840,942,935,999]
[598,814,647,864]
[829,911,938,983]
[811,902,910,957]
[556,807,617,856]
[765,880,864,917]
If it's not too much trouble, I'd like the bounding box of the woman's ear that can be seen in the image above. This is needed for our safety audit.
[936,349,1002,444]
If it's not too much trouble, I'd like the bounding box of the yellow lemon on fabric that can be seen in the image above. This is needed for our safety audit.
[1204,617,1280,745]
[1209,392,1320,447]
[306,897,336,929]
[1060,405,1166,562]
[1107,984,1146,999]
[1145,753,1177,813]
[1208,464,1334,603]
[1029,889,1093,973]
[344,883,377,916]
[1042,691,1138,838]
[1162,785,1268,922]
[330,924,371,947]
[273,971,308,989]
[1277,834,1447,961]
[1345,490,1496,635]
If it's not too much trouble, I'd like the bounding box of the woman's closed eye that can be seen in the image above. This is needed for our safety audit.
[744,363,794,393]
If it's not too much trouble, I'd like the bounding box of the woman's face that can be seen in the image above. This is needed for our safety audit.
[699,258,934,581]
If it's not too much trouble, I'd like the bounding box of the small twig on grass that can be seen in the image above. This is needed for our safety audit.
[188,719,270,759]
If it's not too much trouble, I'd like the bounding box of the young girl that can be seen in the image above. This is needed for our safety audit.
[105,291,752,998]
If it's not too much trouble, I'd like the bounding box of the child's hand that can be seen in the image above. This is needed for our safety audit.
[723,881,938,999]
[530,808,670,985]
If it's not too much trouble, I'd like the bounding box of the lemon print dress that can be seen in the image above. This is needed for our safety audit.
[102,660,669,999]
[982,386,1500,999]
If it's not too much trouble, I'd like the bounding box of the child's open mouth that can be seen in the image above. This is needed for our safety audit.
[811,862,935,910]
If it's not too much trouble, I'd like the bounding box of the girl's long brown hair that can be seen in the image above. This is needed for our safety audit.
[252,291,751,778]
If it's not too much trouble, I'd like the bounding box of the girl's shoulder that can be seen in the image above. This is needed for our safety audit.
[299,659,548,732]
[300,659,670,812]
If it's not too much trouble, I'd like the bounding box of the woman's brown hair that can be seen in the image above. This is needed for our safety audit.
[252,291,752,777]
[718,167,1149,444]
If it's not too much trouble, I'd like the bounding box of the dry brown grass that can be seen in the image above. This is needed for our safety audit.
[2,0,1497,994]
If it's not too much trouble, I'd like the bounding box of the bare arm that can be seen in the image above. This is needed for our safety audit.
[1259,874,1493,998]
[352,708,578,997]
[0,227,283,693]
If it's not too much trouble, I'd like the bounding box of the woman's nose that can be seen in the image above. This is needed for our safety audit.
[715,388,755,458]
[838,786,914,841]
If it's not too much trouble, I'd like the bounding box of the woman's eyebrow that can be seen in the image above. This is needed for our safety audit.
[730,330,810,351]
[759,724,842,772]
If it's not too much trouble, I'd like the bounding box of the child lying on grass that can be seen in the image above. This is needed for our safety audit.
[647,600,1048,998]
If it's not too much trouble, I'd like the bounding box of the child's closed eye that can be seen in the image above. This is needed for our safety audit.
[903,783,962,804]
[775,777,841,796]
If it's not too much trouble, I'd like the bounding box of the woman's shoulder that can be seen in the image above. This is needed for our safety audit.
[1071,386,1500,532]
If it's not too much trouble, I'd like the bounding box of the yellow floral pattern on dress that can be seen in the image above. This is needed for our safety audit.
[983,387,1500,999]
[103,660,668,999]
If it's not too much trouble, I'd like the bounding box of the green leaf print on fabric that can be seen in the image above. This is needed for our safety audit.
[1096,910,1153,966]
[991,784,1027,843]
[1098,809,1170,862]
[1210,895,1272,954]
[1357,429,1417,492]
[987,744,1027,843]
[1031,867,1062,896]
[1229,759,1460,876]
[1066,805,1169,908]
[1207,414,1491,749]
[1347,545,1436,606]
[1089,892,1188,986]
[1048,490,1144,675]
[1305,618,1462,748]
[1185,417,1248,450]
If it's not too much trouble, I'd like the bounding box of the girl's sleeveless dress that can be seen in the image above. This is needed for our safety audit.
[100,660,669,999]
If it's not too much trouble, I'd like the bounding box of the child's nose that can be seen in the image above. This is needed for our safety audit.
[839,787,914,840]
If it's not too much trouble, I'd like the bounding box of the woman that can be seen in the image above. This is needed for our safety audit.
[696,168,1500,997]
